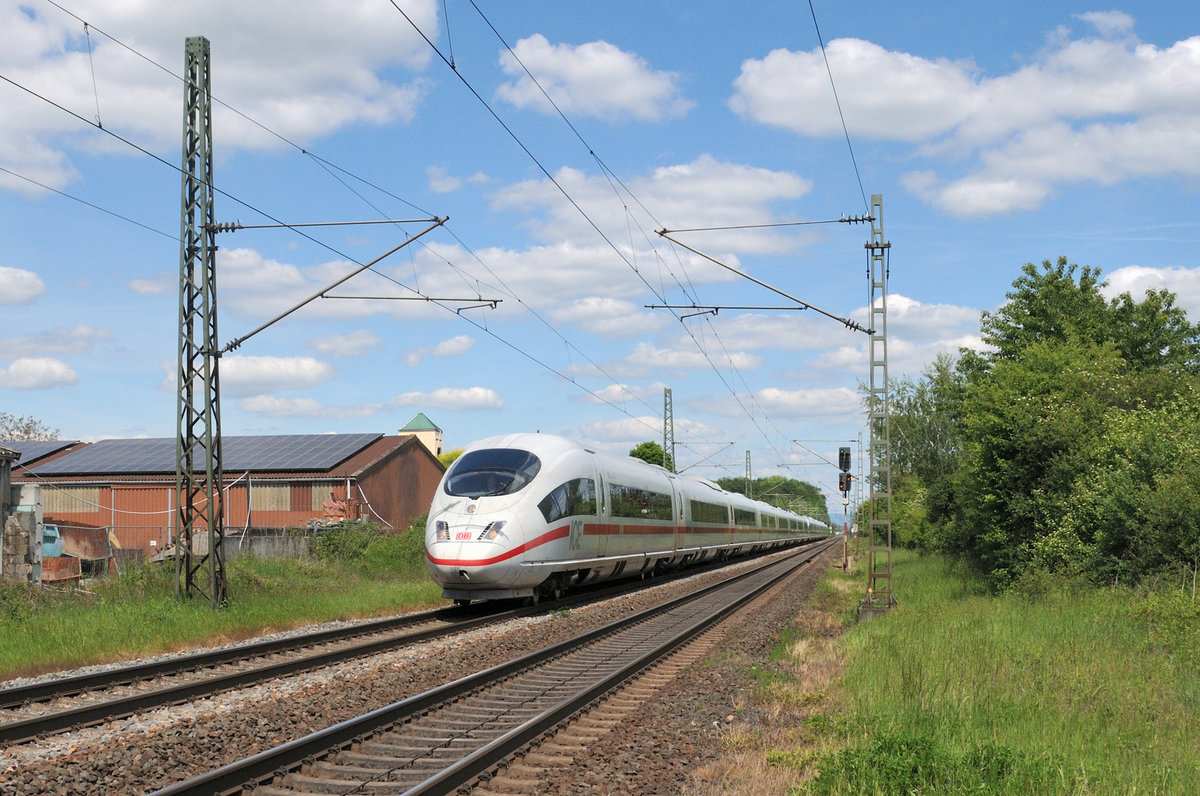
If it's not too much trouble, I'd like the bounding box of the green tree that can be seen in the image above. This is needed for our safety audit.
[980,256,1200,376]
[954,340,1125,586]
[885,353,966,550]
[629,440,672,471]
[716,475,829,526]
[1056,387,1200,584]
[945,256,1200,587]
[0,412,60,440]
[979,257,1109,361]
[438,448,463,468]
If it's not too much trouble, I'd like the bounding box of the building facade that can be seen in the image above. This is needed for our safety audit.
[8,433,445,558]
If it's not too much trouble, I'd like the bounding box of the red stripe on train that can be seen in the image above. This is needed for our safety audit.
[426,525,570,567]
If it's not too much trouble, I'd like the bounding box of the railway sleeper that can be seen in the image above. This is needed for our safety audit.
[279,770,420,794]
[361,734,474,751]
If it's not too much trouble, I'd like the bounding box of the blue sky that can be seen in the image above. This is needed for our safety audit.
[3,1,1199,517]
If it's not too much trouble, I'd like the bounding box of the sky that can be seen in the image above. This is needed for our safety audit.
[3,1,1200,519]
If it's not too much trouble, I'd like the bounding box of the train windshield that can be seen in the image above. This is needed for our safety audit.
[444,447,542,498]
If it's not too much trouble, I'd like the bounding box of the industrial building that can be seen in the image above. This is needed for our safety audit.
[5,429,445,564]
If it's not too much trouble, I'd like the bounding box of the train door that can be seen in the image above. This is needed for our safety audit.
[593,466,608,560]
[668,476,682,556]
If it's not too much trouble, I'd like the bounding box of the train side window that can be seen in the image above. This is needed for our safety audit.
[609,483,673,521]
[733,507,757,527]
[689,500,729,525]
[538,478,597,524]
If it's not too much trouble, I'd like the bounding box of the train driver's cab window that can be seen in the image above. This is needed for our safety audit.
[445,448,542,498]
[537,478,598,523]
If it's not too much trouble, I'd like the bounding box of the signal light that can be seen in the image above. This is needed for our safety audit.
[839,472,852,493]
[839,446,851,472]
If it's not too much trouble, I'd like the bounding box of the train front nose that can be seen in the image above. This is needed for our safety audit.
[425,515,517,587]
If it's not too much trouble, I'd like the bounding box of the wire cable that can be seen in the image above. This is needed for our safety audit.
[807,0,869,214]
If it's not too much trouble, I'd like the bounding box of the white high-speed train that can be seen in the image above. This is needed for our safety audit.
[425,433,829,604]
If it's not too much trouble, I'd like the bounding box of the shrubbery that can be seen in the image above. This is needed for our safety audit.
[879,257,1200,589]
[313,514,429,576]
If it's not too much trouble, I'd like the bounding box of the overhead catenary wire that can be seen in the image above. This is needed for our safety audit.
[807,0,870,214]
[3,49,668,442]
[414,0,828,466]
[24,1,674,442]
[15,2,862,475]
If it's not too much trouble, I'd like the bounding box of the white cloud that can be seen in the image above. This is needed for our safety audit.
[704,385,861,422]
[220,355,336,397]
[496,34,692,122]
[0,357,77,389]
[403,334,474,366]
[311,329,380,358]
[128,271,174,295]
[1103,264,1200,318]
[389,386,502,410]
[0,325,110,357]
[574,415,722,458]
[494,155,813,254]
[615,340,761,378]
[217,248,402,322]
[548,297,667,338]
[0,1,439,187]
[730,21,1200,217]
[884,294,981,342]
[426,165,487,193]
[730,40,976,142]
[0,266,45,303]
[578,381,669,407]
[238,395,381,418]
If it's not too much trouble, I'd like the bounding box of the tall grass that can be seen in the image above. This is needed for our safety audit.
[0,521,441,679]
[801,552,1200,794]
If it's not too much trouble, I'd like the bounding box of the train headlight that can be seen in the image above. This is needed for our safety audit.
[435,520,451,541]
[478,520,507,541]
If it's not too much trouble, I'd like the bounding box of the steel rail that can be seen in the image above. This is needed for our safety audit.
[0,607,466,709]
[148,539,835,796]
[407,541,833,795]
[0,610,501,745]
[1,540,827,746]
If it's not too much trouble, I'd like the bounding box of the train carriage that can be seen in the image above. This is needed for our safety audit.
[425,433,828,604]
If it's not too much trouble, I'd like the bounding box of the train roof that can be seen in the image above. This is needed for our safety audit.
[458,433,825,526]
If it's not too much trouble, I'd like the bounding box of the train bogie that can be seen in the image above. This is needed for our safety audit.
[425,433,828,603]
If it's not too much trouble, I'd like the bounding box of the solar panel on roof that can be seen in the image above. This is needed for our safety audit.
[0,440,81,465]
[30,433,384,475]
[222,433,382,471]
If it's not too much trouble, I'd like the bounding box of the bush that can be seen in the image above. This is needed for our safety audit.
[313,521,388,563]
[348,513,429,576]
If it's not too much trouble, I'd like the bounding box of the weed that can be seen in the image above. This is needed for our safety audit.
[766,748,814,769]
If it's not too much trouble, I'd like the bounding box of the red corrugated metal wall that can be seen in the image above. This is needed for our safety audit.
[33,437,446,554]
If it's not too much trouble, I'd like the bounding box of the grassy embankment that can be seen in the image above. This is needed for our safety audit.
[0,522,441,679]
[701,544,1200,794]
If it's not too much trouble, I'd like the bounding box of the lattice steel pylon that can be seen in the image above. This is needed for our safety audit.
[662,387,675,472]
[175,36,226,608]
[864,193,894,611]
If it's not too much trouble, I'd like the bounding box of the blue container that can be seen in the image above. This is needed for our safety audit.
[42,524,66,558]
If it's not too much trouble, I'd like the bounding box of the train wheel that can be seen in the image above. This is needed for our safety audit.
[532,575,564,604]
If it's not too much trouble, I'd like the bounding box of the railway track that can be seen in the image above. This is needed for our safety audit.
[0,545,817,746]
[150,539,835,796]
[0,606,500,745]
